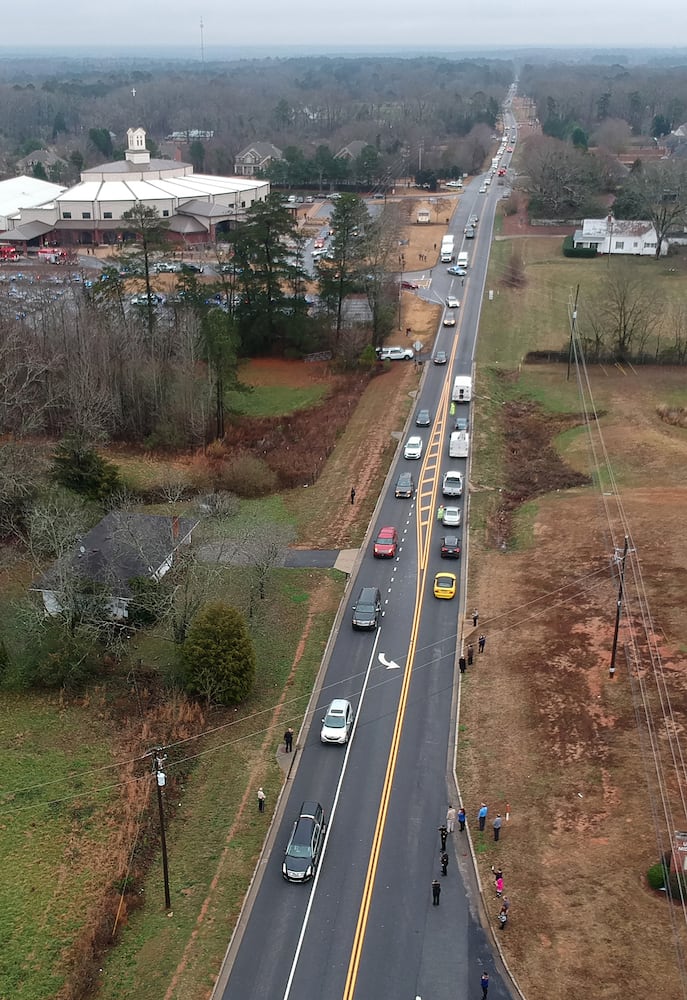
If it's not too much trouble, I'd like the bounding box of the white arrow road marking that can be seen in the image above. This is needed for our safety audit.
[378,652,401,670]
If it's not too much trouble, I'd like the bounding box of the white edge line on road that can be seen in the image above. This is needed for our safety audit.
[282,624,383,1000]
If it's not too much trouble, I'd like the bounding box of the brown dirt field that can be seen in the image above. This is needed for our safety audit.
[461,367,687,999]
[239,357,332,389]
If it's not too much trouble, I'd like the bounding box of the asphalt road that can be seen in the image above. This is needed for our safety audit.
[217,109,518,1000]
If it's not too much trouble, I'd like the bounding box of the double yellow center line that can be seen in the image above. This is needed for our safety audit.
[341,322,462,999]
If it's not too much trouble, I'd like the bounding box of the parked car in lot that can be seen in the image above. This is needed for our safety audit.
[433,572,457,599]
[282,801,325,881]
[131,292,165,306]
[446,296,460,308]
[440,535,461,558]
[433,351,448,365]
[404,435,423,460]
[181,262,203,274]
[154,261,181,273]
[416,409,432,427]
[320,699,353,744]
[442,506,461,527]
[395,472,415,498]
[373,526,398,558]
[443,314,456,327]
[378,346,414,361]
[351,587,382,630]
[401,280,418,290]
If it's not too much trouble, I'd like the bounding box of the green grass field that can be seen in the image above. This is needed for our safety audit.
[227,383,326,418]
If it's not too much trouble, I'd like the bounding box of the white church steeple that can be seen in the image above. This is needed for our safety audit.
[125,127,151,165]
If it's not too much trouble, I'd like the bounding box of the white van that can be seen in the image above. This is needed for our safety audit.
[456,252,469,270]
[449,431,469,458]
[451,375,472,403]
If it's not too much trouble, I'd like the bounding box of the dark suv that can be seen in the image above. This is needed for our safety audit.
[395,472,415,498]
[282,801,325,882]
[352,587,382,630]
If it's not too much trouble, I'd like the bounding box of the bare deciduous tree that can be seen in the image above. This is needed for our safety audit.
[580,262,661,361]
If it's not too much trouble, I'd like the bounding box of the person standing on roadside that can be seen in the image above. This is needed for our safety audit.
[446,805,456,833]
[472,609,479,627]
[467,644,474,666]
[458,806,466,831]
[438,824,448,851]
[481,972,489,998]
[493,813,502,842]
[459,655,466,674]
[284,728,294,753]
[350,487,356,505]
[440,851,449,876]
[257,787,266,813]
[478,634,486,653]
[432,879,441,905]
[478,802,488,831]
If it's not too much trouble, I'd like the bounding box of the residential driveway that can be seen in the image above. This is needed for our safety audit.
[197,543,343,570]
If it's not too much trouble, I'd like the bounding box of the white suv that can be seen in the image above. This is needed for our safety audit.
[378,346,414,361]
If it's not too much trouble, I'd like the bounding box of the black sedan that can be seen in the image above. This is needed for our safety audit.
[440,534,461,558]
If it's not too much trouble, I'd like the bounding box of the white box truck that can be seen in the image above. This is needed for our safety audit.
[456,251,469,269]
[448,431,469,458]
[452,375,472,403]
[440,236,455,263]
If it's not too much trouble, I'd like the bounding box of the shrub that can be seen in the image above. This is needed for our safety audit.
[52,438,122,501]
[501,195,518,217]
[196,491,241,518]
[183,601,256,705]
[502,250,526,289]
[216,453,278,498]
[647,861,668,891]
[562,235,598,259]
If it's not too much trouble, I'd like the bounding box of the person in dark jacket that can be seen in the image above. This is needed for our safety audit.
[432,879,441,905]
[441,851,449,876]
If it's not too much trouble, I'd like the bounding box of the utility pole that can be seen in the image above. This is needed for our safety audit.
[609,536,629,679]
[153,749,172,910]
[566,284,580,381]
[200,17,205,64]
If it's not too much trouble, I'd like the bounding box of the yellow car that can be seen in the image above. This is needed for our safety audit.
[433,572,457,600]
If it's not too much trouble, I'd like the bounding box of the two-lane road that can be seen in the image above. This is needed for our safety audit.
[218,139,515,1000]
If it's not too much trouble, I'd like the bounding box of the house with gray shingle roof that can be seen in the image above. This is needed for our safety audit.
[33,512,198,620]
[234,142,283,177]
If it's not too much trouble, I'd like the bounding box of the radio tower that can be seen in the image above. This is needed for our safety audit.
[200,17,205,64]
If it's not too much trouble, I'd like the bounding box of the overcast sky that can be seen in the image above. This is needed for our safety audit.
[2,1,687,50]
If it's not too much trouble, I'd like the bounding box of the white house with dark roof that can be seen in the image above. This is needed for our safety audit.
[572,217,666,256]
[33,512,198,620]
